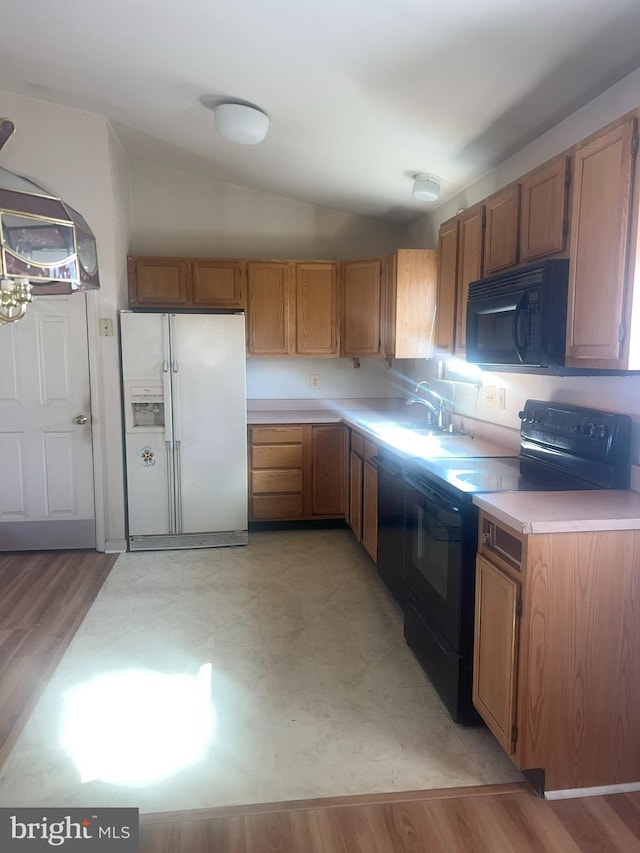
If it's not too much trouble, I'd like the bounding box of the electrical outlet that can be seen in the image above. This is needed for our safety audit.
[99,318,114,337]
[498,388,506,409]
[309,374,320,389]
[485,385,496,408]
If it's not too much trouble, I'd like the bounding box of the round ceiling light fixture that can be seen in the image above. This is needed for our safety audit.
[214,103,270,145]
[412,173,441,202]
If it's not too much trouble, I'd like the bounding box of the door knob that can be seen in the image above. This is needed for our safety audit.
[73,414,89,425]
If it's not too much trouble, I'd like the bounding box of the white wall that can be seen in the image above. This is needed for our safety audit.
[129,160,402,259]
[247,358,411,400]
[403,67,640,249]
[0,89,131,550]
[402,67,640,464]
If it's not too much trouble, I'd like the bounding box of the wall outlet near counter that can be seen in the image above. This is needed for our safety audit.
[484,385,496,408]
[498,388,506,409]
[309,374,320,389]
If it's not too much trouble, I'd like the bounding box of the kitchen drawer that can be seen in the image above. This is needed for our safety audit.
[251,469,303,494]
[251,444,304,469]
[250,425,304,444]
[251,494,304,520]
[351,431,365,457]
[364,439,377,463]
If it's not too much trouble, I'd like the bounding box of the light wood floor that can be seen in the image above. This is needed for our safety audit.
[3,548,640,851]
[0,549,116,767]
[139,783,640,852]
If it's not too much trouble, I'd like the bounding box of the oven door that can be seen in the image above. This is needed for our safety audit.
[404,471,465,651]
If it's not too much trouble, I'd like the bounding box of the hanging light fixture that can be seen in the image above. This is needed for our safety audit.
[412,173,441,202]
[213,103,270,145]
[0,118,100,325]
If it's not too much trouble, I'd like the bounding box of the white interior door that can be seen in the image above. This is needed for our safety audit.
[0,295,95,550]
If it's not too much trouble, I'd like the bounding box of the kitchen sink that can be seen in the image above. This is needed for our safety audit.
[392,423,463,437]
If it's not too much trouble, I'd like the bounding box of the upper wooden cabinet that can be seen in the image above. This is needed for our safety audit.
[383,249,439,359]
[247,261,339,357]
[247,261,295,356]
[295,263,338,356]
[519,154,571,262]
[128,257,245,308]
[455,204,485,358]
[483,183,520,274]
[128,257,192,307]
[192,259,245,308]
[340,259,383,357]
[436,218,459,355]
[566,114,638,369]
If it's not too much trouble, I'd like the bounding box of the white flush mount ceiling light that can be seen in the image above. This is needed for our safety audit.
[412,174,441,202]
[214,103,270,145]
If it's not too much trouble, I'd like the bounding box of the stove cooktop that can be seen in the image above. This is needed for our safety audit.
[411,455,596,495]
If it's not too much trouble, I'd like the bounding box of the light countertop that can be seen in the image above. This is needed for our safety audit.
[473,490,640,534]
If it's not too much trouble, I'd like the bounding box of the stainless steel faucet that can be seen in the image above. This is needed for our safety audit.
[405,380,448,429]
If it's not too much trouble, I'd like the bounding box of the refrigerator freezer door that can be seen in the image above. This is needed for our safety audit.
[171,313,248,534]
[124,432,172,535]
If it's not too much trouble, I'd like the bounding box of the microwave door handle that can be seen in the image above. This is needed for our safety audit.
[512,293,528,363]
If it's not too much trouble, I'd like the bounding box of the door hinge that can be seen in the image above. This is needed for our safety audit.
[619,323,626,343]
[564,160,572,188]
[515,599,523,618]
[562,218,569,238]
[632,136,639,157]
[511,723,518,744]
[482,210,487,228]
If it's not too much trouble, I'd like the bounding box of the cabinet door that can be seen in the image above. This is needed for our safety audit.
[520,154,570,262]
[296,263,338,355]
[362,459,378,562]
[566,116,637,368]
[454,205,485,357]
[392,249,439,359]
[192,259,245,308]
[473,555,520,755]
[436,218,459,354]
[348,450,363,541]
[484,184,520,274]
[247,262,295,355]
[311,425,347,516]
[340,259,382,356]
[128,258,191,306]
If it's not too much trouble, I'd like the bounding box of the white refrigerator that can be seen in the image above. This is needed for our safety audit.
[120,311,248,550]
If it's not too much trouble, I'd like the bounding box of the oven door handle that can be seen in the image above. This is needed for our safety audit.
[405,473,460,512]
[371,456,404,478]
[512,291,528,363]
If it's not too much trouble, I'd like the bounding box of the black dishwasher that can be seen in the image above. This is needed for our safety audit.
[374,447,406,605]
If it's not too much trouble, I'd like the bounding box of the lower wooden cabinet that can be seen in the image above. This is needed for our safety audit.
[248,423,347,522]
[362,454,378,562]
[473,509,640,793]
[347,430,378,561]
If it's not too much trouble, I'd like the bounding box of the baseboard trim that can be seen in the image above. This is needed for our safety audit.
[104,539,127,553]
[545,781,640,800]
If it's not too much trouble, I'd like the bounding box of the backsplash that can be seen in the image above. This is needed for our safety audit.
[246,357,415,400]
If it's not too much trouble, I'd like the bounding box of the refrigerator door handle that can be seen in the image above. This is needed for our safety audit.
[162,315,173,445]
[169,315,182,444]
[175,440,183,533]
[166,441,176,533]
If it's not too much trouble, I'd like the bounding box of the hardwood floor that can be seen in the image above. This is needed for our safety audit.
[139,783,640,852]
[0,549,116,767]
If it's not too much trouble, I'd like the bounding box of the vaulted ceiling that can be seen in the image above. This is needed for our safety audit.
[2,0,640,224]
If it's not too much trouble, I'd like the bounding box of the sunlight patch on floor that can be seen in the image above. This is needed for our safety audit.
[61,663,214,787]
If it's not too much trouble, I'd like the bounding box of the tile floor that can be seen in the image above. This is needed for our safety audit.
[0,530,522,813]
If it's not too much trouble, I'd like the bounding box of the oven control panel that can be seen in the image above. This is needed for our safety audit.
[518,400,631,468]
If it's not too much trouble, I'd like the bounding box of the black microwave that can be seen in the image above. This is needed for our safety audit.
[466,259,569,369]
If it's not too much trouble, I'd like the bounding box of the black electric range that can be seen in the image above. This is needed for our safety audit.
[402,400,632,724]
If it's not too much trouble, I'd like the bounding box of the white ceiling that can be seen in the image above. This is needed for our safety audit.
[2,0,640,225]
